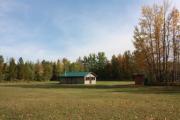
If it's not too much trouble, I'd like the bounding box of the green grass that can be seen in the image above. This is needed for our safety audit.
[0,81,180,120]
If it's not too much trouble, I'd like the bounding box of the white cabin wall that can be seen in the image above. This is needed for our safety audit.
[84,78,89,84]
[91,77,96,84]
[84,73,96,84]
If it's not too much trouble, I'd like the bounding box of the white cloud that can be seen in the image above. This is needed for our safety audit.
[66,33,134,60]
[0,43,63,62]
[50,1,137,61]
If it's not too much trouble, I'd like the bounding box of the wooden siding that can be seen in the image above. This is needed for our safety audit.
[60,77,84,84]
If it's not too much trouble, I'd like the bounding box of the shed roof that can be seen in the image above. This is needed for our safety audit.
[60,72,96,77]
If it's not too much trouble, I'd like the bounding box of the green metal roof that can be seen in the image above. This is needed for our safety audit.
[60,72,91,77]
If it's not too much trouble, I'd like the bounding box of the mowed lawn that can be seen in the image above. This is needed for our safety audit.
[0,81,180,120]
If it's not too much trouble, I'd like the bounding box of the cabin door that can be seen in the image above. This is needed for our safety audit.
[89,79,92,84]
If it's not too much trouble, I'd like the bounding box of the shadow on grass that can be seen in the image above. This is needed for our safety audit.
[0,82,135,89]
[113,86,180,94]
[0,82,180,94]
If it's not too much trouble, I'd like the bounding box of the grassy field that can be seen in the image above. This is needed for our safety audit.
[0,81,180,120]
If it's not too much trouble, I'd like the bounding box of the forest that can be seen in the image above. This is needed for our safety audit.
[0,1,180,84]
[0,51,135,81]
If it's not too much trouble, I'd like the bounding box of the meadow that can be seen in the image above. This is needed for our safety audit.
[0,81,180,120]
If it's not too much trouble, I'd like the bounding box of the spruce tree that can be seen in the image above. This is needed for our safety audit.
[0,55,4,80]
[17,57,24,80]
[8,58,17,81]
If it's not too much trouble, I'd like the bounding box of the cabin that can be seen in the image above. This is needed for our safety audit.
[133,73,145,85]
[59,72,97,84]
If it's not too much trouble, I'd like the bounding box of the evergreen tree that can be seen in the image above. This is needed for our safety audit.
[83,53,97,72]
[7,58,17,81]
[2,63,8,80]
[51,62,61,80]
[96,52,107,79]
[17,57,25,80]
[111,55,121,80]
[0,55,4,80]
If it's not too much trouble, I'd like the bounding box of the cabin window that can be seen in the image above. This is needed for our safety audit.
[86,77,95,80]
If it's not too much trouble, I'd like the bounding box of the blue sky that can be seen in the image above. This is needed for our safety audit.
[0,0,180,61]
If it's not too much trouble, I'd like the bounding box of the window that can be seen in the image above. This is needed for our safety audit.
[86,77,95,80]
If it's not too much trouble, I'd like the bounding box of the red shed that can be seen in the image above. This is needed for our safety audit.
[133,74,145,85]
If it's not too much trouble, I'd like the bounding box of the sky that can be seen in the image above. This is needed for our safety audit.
[0,0,180,61]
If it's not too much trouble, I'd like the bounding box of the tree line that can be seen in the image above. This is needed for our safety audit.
[0,51,135,81]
